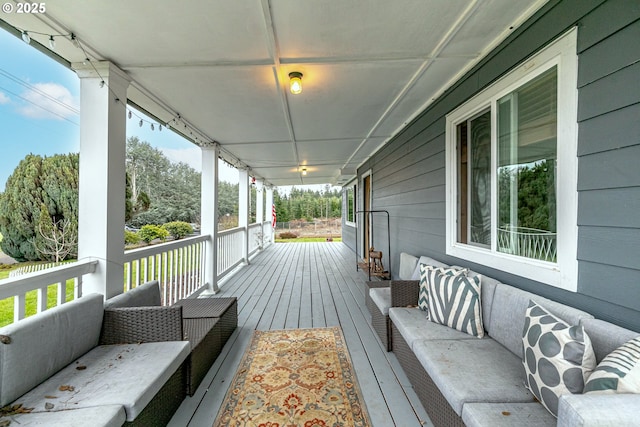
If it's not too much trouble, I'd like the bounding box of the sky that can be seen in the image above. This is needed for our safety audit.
[0,28,239,187]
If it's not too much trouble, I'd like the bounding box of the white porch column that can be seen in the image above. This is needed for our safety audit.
[74,61,130,299]
[238,169,249,263]
[255,180,264,249]
[201,145,219,293]
[266,187,274,243]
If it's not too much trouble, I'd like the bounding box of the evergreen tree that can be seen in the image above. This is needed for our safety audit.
[0,153,79,261]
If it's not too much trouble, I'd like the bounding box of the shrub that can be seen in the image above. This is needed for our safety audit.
[278,231,298,239]
[162,221,193,240]
[138,225,169,244]
[124,230,141,245]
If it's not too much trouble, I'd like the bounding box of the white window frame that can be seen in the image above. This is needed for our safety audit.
[445,28,578,292]
[344,181,356,228]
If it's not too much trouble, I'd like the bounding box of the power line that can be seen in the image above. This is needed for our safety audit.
[0,85,79,125]
[0,68,79,115]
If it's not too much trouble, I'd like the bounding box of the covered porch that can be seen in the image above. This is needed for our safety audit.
[168,242,428,426]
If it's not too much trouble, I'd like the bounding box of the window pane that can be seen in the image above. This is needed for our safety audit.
[497,67,557,261]
[346,186,355,222]
[457,110,491,246]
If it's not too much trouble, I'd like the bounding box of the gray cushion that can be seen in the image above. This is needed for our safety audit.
[104,280,161,308]
[370,287,391,315]
[410,256,449,280]
[467,271,499,333]
[398,252,419,280]
[8,405,126,427]
[413,338,534,415]
[389,307,477,349]
[558,394,640,427]
[0,293,104,406]
[14,341,190,422]
[489,283,593,359]
[462,402,556,427]
[580,318,640,363]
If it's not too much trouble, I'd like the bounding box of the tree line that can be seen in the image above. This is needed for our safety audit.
[0,137,343,262]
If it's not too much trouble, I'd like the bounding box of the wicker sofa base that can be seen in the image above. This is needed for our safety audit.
[371,298,392,351]
[391,323,464,427]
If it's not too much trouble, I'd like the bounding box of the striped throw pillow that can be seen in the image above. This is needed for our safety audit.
[417,264,466,313]
[427,272,484,338]
[584,337,640,394]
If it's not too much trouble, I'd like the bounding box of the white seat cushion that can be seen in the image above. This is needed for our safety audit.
[389,307,477,350]
[14,341,189,422]
[7,405,126,427]
[369,287,391,315]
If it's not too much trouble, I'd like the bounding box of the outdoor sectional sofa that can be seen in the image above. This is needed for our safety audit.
[368,254,640,426]
[0,292,189,426]
[104,280,237,396]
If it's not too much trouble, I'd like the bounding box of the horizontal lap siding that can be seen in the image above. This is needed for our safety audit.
[575,1,640,327]
[358,0,640,331]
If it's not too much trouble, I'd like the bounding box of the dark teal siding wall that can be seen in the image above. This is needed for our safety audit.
[353,0,640,331]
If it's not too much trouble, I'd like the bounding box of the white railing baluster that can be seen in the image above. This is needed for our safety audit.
[37,287,48,313]
[57,280,66,306]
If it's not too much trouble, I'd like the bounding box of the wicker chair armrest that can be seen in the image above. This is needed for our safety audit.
[100,305,183,345]
[390,280,420,307]
[366,280,391,290]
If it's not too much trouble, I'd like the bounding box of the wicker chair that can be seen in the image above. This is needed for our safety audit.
[369,280,419,351]
[100,306,188,427]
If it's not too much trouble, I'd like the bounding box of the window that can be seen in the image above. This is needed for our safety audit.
[445,28,578,291]
[345,185,356,226]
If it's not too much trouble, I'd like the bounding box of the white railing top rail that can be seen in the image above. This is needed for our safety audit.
[218,225,244,237]
[123,234,209,263]
[0,258,98,301]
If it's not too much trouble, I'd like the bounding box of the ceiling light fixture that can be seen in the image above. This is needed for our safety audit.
[301,167,307,176]
[289,72,303,95]
[21,31,31,44]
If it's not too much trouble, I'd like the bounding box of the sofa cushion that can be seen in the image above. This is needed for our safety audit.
[489,283,593,359]
[584,336,640,394]
[104,280,161,308]
[557,394,640,427]
[413,338,534,415]
[467,272,499,333]
[0,293,104,407]
[522,300,596,416]
[13,341,190,422]
[369,287,391,315]
[580,318,639,363]
[462,402,556,427]
[7,405,126,427]
[399,252,419,280]
[410,256,448,280]
[389,307,477,349]
[428,272,484,338]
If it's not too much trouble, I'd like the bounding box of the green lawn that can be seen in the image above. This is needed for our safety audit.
[0,276,76,328]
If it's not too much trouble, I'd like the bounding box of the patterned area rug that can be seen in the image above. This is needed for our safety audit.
[213,327,371,427]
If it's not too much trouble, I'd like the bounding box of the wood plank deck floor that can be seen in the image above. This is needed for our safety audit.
[168,242,432,427]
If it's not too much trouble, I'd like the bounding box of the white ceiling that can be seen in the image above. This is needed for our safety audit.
[1,0,547,186]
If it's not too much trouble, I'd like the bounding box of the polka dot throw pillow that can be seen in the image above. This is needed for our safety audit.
[521,300,596,416]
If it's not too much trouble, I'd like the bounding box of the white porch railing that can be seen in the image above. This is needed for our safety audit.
[217,226,245,279]
[123,234,208,306]
[0,258,98,324]
[0,222,275,325]
[497,226,557,262]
